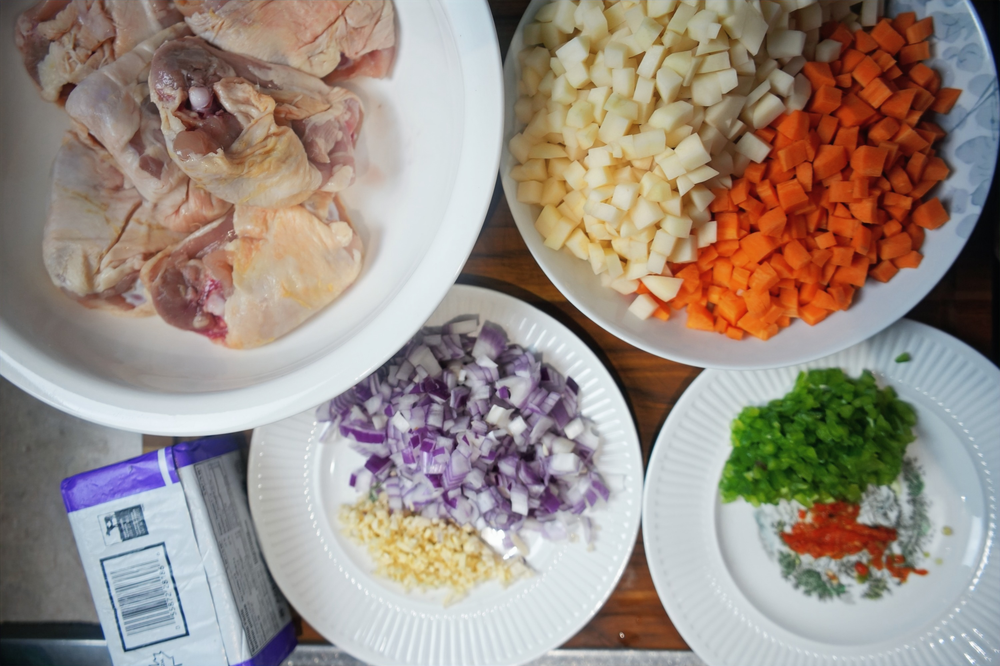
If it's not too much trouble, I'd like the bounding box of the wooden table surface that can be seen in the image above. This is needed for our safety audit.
[297,0,1000,652]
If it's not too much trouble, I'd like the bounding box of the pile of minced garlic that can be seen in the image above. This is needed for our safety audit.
[339,493,530,601]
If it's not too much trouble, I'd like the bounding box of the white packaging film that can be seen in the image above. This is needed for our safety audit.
[62,437,295,666]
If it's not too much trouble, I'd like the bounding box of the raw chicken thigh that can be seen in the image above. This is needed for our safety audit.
[175,0,396,82]
[149,37,364,208]
[141,193,364,349]
[65,23,230,233]
[43,130,189,314]
[16,0,182,103]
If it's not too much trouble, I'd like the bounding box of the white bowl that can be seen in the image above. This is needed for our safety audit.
[500,0,999,370]
[0,0,503,435]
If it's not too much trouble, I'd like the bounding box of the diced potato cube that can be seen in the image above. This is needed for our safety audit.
[637,45,667,79]
[786,74,811,112]
[767,68,794,97]
[696,220,718,247]
[624,259,650,281]
[550,75,577,105]
[584,166,613,188]
[667,2,697,34]
[632,197,665,229]
[700,51,730,74]
[686,9,720,42]
[610,277,640,295]
[633,17,665,51]
[556,35,592,65]
[550,56,567,77]
[548,158,572,180]
[534,205,562,237]
[611,182,640,210]
[604,248,624,277]
[587,86,612,123]
[584,200,624,225]
[604,42,629,70]
[717,68,739,95]
[564,227,591,259]
[675,133,711,170]
[511,159,547,182]
[598,112,632,144]
[688,184,717,212]
[628,293,659,320]
[656,152,687,180]
[663,50,693,77]
[668,236,697,263]
[646,0,677,19]
[675,173,694,196]
[691,73,723,107]
[586,146,615,168]
[515,97,534,124]
[523,23,544,47]
[589,184,616,202]
[589,242,608,274]
[655,66,683,104]
[649,100,694,131]
[632,130,667,159]
[508,133,535,164]
[633,76,656,104]
[661,196,683,217]
[641,275,684,302]
[564,62,591,88]
[604,93,639,121]
[814,39,842,63]
[561,189,587,219]
[686,164,719,184]
[767,29,806,59]
[647,249,668,275]
[533,4,558,23]
[603,2,627,30]
[544,214,578,250]
[577,123,599,149]
[662,214,692,237]
[640,172,673,202]
[551,0,577,34]
[612,67,637,98]
[751,92,785,129]
[541,178,567,206]
[518,181,544,205]
[578,1,610,38]
[563,161,588,190]
[590,57,613,87]
[528,143,568,160]
[651,229,678,256]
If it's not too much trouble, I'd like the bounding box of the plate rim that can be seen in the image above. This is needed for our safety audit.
[0,0,504,436]
[498,0,999,371]
[248,282,644,666]
[641,318,1000,665]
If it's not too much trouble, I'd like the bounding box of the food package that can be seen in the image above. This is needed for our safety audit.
[61,435,295,666]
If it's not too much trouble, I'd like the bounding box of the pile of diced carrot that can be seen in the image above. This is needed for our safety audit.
[638,12,961,341]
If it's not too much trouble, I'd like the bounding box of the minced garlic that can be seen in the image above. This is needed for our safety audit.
[340,493,530,602]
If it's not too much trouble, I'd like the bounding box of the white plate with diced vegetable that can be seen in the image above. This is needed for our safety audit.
[248,284,643,666]
[501,0,998,370]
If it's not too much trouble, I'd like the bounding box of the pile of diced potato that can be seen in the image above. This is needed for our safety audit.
[510,0,878,320]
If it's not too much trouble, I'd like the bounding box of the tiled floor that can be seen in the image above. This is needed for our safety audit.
[0,377,141,623]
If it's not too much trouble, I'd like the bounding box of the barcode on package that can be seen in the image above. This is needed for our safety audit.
[101,543,189,651]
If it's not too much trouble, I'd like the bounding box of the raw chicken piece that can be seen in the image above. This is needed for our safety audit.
[142,192,363,348]
[149,37,364,208]
[65,23,230,234]
[16,0,182,103]
[175,0,395,82]
[43,129,190,314]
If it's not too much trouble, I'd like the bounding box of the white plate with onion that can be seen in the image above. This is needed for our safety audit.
[500,0,998,370]
[642,319,999,665]
[248,284,643,666]
[0,0,502,435]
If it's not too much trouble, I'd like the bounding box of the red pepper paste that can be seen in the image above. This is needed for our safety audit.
[782,501,927,583]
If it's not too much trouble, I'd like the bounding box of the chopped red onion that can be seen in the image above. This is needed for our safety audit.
[321,316,608,548]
